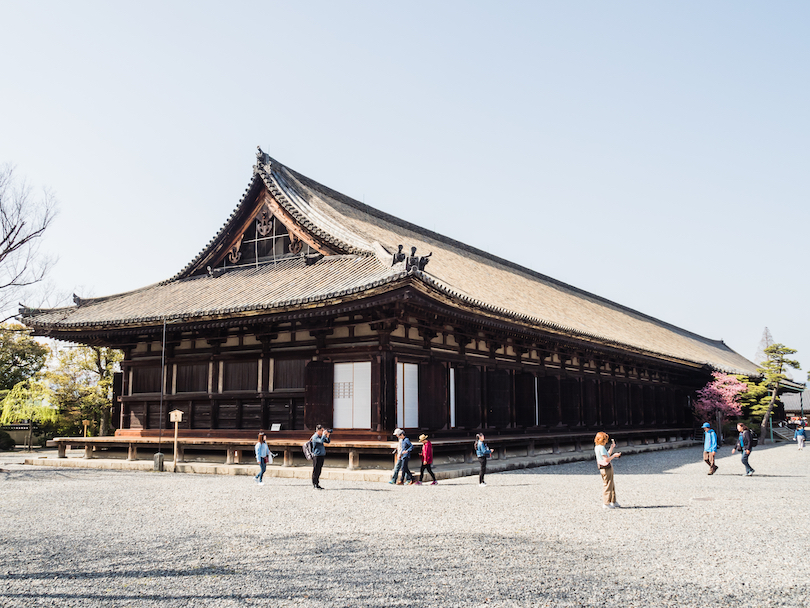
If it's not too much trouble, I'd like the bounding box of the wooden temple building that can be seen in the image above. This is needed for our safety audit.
[20,148,759,468]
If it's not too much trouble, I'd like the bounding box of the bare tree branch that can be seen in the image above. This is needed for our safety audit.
[0,163,58,315]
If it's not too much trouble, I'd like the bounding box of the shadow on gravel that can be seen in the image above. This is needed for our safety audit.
[0,566,236,580]
[617,505,686,509]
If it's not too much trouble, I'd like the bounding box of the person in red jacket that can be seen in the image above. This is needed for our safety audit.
[417,433,437,485]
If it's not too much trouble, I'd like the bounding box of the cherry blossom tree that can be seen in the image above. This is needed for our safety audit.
[694,372,748,441]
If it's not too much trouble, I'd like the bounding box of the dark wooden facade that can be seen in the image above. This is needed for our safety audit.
[114,288,698,440]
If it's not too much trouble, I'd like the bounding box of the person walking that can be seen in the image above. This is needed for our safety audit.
[397,429,413,486]
[702,422,719,475]
[389,429,404,484]
[417,433,437,485]
[310,425,331,489]
[731,422,755,476]
[396,429,414,485]
[794,424,806,450]
[254,433,270,485]
[475,433,492,486]
[594,431,621,509]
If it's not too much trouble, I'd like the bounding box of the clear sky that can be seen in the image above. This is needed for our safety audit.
[1,1,808,378]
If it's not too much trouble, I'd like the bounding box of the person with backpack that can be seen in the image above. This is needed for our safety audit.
[417,433,437,485]
[254,433,270,485]
[731,422,755,476]
[389,429,404,485]
[310,425,331,489]
[701,422,719,475]
[475,433,492,486]
[395,429,414,485]
[794,424,806,450]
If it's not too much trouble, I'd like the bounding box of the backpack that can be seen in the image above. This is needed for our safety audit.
[302,440,314,461]
[749,431,758,448]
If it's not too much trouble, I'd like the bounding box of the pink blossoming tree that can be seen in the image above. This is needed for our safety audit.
[694,372,748,441]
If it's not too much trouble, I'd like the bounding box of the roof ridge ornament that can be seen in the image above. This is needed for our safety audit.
[404,246,431,272]
[255,146,270,170]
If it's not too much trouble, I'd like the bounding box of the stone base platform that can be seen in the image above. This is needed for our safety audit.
[24,439,697,481]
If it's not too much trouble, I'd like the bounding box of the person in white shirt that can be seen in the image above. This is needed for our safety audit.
[594,431,621,509]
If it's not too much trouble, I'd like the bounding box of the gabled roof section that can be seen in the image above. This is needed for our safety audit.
[20,148,760,376]
[175,149,373,280]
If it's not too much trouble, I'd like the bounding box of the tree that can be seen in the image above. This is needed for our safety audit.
[0,322,49,390]
[735,377,771,422]
[46,344,122,437]
[0,164,57,319]
[694,372,747,440]
[0,377,56,450]
[758,343,801,443]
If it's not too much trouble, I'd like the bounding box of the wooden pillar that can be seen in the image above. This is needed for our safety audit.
[127,443,138,461]
[283,448,293,467]
[225,446,234,464]
[58,442,66,458]
[348,450,360,470]
[84,444,92,459]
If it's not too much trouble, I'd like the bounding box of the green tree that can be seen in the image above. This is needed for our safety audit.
[47,345,122,437]
[735,377,771,422]
[758,343,801,443]
[0,377,56,450]
[0,322,49,390]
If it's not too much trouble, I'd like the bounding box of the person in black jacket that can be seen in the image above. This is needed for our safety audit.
[731,422,755,476]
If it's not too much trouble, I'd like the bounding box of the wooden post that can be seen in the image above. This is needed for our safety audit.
[348,450,360,470]
[84,444,92,459]
[169,410,183,471]
[58,442,66,458]
[127,443,138,461]
[82,420,90,437]
[225,446,234,465]
[283,449,293,467]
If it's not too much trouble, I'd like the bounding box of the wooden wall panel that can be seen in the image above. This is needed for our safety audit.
[222,360,258,392]
[486,369,511,428]
[418,361,448,431]
[583,379,598,427]
[241,403,262,429]
[537,376,559,427]
[455,365,481,429]
[218,403,238,429]
[304,361,333,430]
[132,367,162,394]
[274,359,306,390]
[560,378,581,427]
[631,384,644,425]
[599,381,614,426]
[176,364,208,393]
[192,402,211,429]
[514,372,537,428]
[615,383,629,426]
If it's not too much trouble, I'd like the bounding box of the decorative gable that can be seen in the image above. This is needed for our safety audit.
[215,199,315,271]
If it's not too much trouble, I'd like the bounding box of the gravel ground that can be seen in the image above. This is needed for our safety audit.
[1,443,808,607]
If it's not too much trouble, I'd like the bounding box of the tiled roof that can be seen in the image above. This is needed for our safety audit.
[21,152,760,375]
[25,255,403,329]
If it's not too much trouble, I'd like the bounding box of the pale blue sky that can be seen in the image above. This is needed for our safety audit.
[1,1,808,376]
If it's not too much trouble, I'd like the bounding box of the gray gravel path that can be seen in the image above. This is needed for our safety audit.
[1,443,808,607]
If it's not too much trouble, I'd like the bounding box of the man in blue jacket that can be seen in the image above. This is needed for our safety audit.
[702,422,719,475]
[396,429,414,485]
